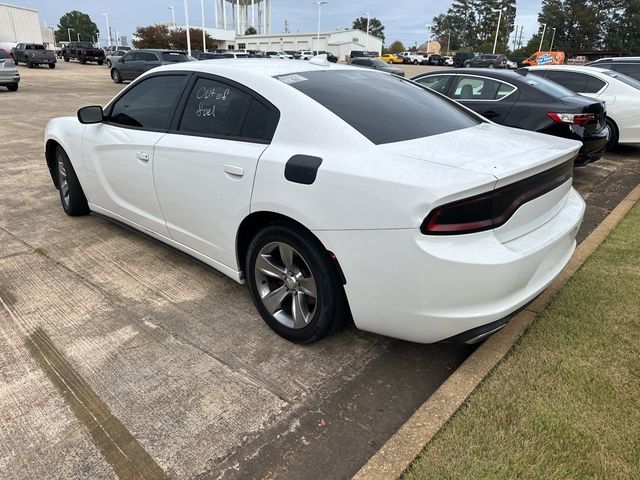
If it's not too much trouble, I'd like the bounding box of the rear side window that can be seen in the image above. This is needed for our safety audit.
[278,70,479,145]
[108,75,187,130]
[584,76,606,93]
[178,77,278,141]
[414,75,453,94]
[162,52,189,62]
[0,50,10,59]
[545,71,590,92]
[141,52,159,62]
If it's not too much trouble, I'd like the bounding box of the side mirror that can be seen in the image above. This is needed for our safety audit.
[77,106,104,124]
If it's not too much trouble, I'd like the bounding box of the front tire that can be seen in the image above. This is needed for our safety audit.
[55,147,90,216]
[7,84,18,91]
[246,223,347,343]
[80,57,86,64]
[488,63,495,68]
[106,59,112,68]
[63,56,69,62]
[111,69,122,83]
[49,63,56,69]
[97,60,103,65]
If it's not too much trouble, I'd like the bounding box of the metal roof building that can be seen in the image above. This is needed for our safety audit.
[0,3,42,50]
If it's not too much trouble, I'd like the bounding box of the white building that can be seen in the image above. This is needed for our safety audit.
[0,3,42,50]
[236,29,383,61]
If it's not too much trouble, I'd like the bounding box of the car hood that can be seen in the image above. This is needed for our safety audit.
[378,123,581,188]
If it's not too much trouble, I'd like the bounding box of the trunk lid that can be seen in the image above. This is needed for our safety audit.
[379,123,580,188]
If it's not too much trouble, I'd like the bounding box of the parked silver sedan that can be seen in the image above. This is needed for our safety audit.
[0,49,19,91]
[105,49,127,68]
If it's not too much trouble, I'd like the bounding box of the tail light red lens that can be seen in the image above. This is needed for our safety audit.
[548,112,597,125]
[83,49,88,55]
[421,159,574,235]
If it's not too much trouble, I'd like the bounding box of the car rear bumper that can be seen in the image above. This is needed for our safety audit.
[0,73,20,85]
[317,187,585,344]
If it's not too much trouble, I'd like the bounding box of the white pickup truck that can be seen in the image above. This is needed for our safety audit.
[399,51,426,65]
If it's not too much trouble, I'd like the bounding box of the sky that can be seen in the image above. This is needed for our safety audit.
[9,0,544,49]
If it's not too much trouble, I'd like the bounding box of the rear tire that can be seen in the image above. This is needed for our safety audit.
[7,84,18,91]
[97,60,103,65]
[488,63,495,68]
[465,62,471,68]
[605,117,619,151]
[246,223,348,343]
[55,147,90,216]
[26,60,33,68]
[49,63,56,69]
[80,57,86,64]
[111,69,122,83]
[63,56,69,62]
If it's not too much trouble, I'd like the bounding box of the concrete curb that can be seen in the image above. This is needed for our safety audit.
[353,183,640,480]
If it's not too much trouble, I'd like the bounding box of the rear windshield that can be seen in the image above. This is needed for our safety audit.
[277,70,480,144]
[603,70,640,90]
[162,52,189,62]
[77,42,94,48]
[27,44,45,50]
[0,49,11,59]
[520,72,576,98]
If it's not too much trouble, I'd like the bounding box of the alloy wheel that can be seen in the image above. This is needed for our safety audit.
[254,241,318,330]
[57,155,69,209]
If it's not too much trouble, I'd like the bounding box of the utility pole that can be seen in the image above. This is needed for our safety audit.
[201,0,207,51]
[425,24,432,53]
[550,27,557,51]
[364,12,371,53]
[168,6,176,27]
[184,0,192,55]
[67,28,73,42]
[491,8,505,55]
[101,13,111,46]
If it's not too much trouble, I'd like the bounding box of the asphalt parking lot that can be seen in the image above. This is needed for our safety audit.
[1,61,639,480]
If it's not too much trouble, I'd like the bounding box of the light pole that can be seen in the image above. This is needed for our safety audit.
[101,13,111,47]
[168,6,176,27]
[550,27,557,51]
[491,8,505,55]
[315,1,327,55]
[200,0,207,52]
[364,12,370,53]
[183,0,192,56]
[539,23,547,51]
[116,32,121,46]
[77,33,81,41]
[425,23,431,53]
[67,28,73,42]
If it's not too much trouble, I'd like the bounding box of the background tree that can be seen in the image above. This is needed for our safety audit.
[352,17,385,44]
[55,10,99,43]
[245,26,257,35]
[132,25,171,49]
[387,40,405,54]
[168,28,213,51]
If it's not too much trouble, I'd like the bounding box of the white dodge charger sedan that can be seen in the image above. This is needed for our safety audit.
[44,59,585,344]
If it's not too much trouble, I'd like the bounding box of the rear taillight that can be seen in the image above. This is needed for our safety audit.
[548,113,597,125]
[83,49,88,55]
[421,159,574,235]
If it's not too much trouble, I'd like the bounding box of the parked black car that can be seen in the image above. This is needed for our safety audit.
[314,50,338,63]
[464,54,508,68]
[584,57,640,81]
[412,69,609,166]
[191,51,227,60]
[110,49,189,83]
[453,52,475,68]
[349,57,405,77]
[427,54,442,65]
[62,41,105,64]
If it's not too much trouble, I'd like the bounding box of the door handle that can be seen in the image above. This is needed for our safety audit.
[136,152,150,162]
[482,111,500,119]
[224,164,244,177]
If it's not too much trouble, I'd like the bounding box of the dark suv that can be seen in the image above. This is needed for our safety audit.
[464,54,508,69]
[110,49,190,83]
[453,52,475,68]
[584,57,640,81]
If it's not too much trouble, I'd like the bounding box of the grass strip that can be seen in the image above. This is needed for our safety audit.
[404,202,640,480]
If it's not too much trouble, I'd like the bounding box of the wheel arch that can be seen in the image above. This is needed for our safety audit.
[236,211,347,285]
[45,139,62,188]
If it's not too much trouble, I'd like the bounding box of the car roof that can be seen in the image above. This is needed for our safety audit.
[412,68,525,80]
[587,57,640,64]
[158,58,355,78]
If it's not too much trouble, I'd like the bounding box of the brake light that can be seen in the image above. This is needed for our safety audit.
[421,160,574,235]
[32,52,36,57]
[548,113,597,125]
[83,49,88,55]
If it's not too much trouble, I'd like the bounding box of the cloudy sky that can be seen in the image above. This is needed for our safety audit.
[13,0,544,48]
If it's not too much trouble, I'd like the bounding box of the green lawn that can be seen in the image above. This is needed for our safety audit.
[404,202,640,480]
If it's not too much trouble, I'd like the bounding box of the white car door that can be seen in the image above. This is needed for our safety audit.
[82,73,189,236]
[153,74,279,270]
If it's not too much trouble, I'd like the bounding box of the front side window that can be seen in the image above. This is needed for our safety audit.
[278,70,479,144]
[108,75,187,130]
[141,52,159,62]
[453,76,515,100]
[178,77,278,141]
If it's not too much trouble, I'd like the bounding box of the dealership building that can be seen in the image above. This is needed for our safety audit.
[0,3,55,50]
